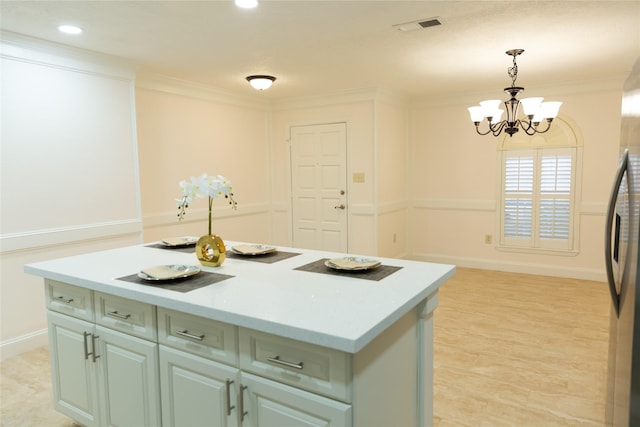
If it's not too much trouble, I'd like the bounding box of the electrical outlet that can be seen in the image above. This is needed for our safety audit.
[484,234,492,244]
[393,233,397,243]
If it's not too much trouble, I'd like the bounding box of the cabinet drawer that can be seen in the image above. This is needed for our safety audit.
[158,308,237,366]
[45,280,93,321]
[94,292,157,341]
[239,328,352,402]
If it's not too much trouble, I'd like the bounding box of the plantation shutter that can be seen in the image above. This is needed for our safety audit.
[503,152,534,245]
[538,154,572,240]
[500,147,575,250]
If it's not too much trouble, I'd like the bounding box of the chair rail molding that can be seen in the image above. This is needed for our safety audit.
[142,202,270,228]
[0,220,142,254]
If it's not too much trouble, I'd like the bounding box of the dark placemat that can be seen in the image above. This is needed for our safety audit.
[294,258,403,282]
[145,243,195,254]
[226,250,301,264]
[117,271,234,293]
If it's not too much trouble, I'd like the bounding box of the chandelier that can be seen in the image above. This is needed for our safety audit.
[468,49,562,138]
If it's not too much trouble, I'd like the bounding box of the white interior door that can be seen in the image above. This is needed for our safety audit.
[290,123,347,252]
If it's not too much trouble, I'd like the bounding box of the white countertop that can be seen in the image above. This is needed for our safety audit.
[25,242,455,353]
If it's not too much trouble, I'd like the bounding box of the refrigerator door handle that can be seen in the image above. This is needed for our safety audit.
[605,149,629,317]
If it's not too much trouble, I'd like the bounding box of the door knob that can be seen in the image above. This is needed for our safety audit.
[334,204,345,210]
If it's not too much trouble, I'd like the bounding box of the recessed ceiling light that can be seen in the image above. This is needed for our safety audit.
[235,0,258,9]
[57,25,83,35]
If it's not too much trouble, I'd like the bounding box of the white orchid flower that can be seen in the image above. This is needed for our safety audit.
[176,173,237,223]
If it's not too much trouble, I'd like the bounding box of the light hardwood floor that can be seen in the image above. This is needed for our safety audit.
[433,268,610,427]
[0,267,611,426]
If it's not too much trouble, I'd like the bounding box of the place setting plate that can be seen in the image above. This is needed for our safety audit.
[138,264,201,281]
[160,236,198,247]
[231,244,277,256]
[325,257,381,271]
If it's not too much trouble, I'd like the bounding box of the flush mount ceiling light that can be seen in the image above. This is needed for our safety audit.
[246,75,276,90]
[57,25,83,34]
[235,0,258,8]
[468,49,562,138]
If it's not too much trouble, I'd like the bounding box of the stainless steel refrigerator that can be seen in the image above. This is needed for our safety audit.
[606,56,640,426]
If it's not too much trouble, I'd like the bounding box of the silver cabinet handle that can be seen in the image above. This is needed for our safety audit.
[83,332,100,362]
[176,330,205,341]
[107,310,131,320]
[83,331,91,360]
[91,334,100,362]
[239,385,248,421]
[225,379,235,416]
[267,355,304,370]
[334,204,345,210]
[55,295,74,304]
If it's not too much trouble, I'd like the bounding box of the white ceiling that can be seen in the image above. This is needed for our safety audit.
[1,1,639,101]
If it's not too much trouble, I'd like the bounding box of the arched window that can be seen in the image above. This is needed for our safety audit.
[497,117,583,253]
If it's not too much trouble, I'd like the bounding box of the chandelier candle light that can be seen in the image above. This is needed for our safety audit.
[468,49,562,137]
[177,174,237,267]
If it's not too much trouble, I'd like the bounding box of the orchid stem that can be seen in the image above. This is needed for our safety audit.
[208,196,213,236]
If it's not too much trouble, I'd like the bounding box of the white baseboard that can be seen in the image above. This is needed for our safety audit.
[0,328,48,362]
[409,253,606,282]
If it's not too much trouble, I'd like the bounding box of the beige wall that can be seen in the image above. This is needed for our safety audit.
[135,79,271,244]
[134,80,622,280]
[409,85,622,280]
[375,98,409,258]
[269,93,377,254]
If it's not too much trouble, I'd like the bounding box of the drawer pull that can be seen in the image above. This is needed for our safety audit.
[176,330,205,341]
[55,295,74,304]
[107,310,131,320]
[267,355,304,370]
[225,379,235,416]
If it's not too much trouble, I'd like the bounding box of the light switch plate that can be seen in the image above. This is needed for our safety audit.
[353,172,365,183]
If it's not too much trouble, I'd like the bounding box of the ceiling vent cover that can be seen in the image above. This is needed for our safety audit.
[419,18,442,28]
[393,17,444,32]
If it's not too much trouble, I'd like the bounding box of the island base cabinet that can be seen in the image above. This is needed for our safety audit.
[159,345,240,427]
[240,372,352,427]
[47,311,101,427]
[47,311,161,427]
[94,325,161,427]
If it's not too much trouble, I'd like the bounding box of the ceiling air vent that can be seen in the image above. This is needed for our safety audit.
[393,17,444,32]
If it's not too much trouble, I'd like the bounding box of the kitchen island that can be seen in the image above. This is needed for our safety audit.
[25,242,455,427]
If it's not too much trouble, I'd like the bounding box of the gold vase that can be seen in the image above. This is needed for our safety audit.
[195,234,226,267]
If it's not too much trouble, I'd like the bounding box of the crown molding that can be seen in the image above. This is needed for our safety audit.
[271,87,409,111]
[1,30,136,79]
[135,71,271,110]
[410,75,626,109]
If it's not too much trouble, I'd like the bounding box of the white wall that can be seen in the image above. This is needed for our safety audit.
[0,34,142,359]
